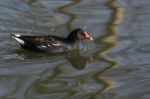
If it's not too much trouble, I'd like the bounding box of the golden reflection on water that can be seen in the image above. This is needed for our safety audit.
[93,0,125,96]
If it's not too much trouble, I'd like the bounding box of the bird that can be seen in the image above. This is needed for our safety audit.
[11,28,93,53]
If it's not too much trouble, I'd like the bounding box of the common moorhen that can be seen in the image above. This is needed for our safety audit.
[11,28,93,53]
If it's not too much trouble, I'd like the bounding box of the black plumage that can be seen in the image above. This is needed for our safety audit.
[11,28,93,53]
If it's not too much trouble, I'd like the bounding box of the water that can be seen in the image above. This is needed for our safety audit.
[0,0,150,99]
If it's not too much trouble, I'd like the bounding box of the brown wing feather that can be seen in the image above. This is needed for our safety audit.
[20,36,63,46]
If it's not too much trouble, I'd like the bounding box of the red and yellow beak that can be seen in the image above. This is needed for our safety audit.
[84,32,93,41]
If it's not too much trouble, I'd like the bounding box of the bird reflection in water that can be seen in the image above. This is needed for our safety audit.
[16,49,93,70]
[66,50,93,69]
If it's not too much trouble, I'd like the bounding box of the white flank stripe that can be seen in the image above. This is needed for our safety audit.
[52,43,60,46]
[41,45,46,48]
[37,45,47,49]
[47,44,51,47]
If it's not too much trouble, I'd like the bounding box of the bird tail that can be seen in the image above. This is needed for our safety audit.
[11,34,21,38]
[11,34,25,45]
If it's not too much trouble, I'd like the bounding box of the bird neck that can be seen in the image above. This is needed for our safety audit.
[66,32,78,43]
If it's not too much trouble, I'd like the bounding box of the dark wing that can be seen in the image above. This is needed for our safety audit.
[11,34,66,52]
[22,36,64,47]
[23,36,63,45]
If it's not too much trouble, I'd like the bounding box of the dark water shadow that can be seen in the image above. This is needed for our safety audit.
[16,49,93,70]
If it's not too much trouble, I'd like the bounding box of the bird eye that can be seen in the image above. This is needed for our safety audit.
[80,32,86,36]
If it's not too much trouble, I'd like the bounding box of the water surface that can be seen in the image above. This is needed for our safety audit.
[0,0,150,99]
